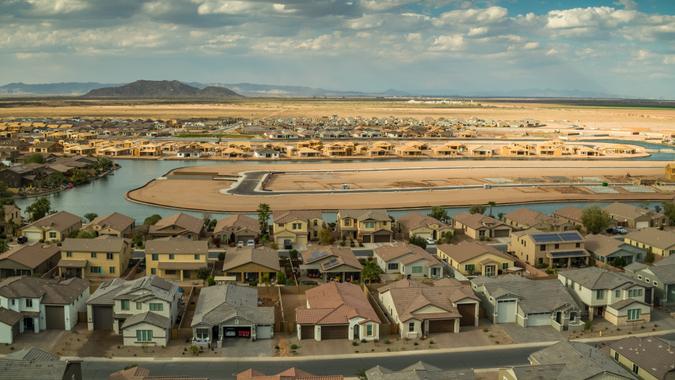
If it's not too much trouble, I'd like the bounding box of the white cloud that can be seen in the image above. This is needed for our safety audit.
[429,34,465,51]
[546,7,636,30]
[467,27,488,37]
[434,7,508,26]
[663,55,675,65]
[523,41,539,50]
[361,0,415,11]
[346,14,384,30]
[193,0,257,15]
[25,0,88,14]
[405,33,421,42]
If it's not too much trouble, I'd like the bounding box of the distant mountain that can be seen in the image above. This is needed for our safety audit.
[0,82,115,96]
[83,80,241,99]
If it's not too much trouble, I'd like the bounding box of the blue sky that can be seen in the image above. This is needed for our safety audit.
[1,0,674,98]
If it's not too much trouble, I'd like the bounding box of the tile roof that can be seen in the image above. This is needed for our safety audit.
[608,337,675,380]
[61,236,127,252]
[605,202,661,221]
[145,238,208,255]
[0,307,22,326]
[296,282,380,325]
[585,234,641,258]
[0,276,88,305]
[301,246,362,272]
[338,209,390,221]
[529,341,637,379]
[475,275,579,314]
[373,243,439,266]
[559,267,645,290]
[222,246,280,272]
[191,284,274,327]
[121,311,171,330]
[0,243,60,269]
[437,240,513,264]
[625,228,675,250]
[273,210,322,224]
[23,211,81,232]
[89,212,134,232]
[504,208,555,227]
[397,212,448,230]
[0,347,73,380]
[236,367,343,380]
[87,275,178,305]
[553,207,584,223]
[452,212,506,230]
[149,213,203,235]
[365,361,474,380]
[214,214,260,235]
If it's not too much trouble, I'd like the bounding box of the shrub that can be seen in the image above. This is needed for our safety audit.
[189,345,200,356]
[290,344,299,350]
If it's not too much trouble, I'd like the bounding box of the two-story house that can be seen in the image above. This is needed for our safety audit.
[0,277,89,344]
[58,236,132,280]
[558,267,652,326]
[337,209,393,243]
[605,202,665,229]
[437,241,516,277]
[147,213,204,240]
[452,213,512,240]
[272,211,323,249]
[145,238,208,283]
[509,229,589,268]
[213,214,260,245]
[85,212,135,238]
[86,275,179,347]
[373,243,443,279]
[396,212,452,242]
[20,211,82,243]
[624,255,675,306]
[503,208,572,231]
[624,228,675,259]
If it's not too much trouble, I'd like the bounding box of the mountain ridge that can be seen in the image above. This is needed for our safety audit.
[83,80,241,99]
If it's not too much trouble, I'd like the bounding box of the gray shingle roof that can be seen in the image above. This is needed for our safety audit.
[121,311,170,329]
[0,347,73,380]
[477,276,579,314]
[365,361,474,380]
[87,275,177,305]
[559,267,641,290]
[191,284,274,327]
[0,277,88,305]
[529,341,637,379]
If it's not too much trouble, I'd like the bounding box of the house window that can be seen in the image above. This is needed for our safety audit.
[576,243,581,248]
[502,263,509,270]
[313,220,318,226]
[595,290,604,300]
[194,254,200,260]
[195,328,209,340]
[366,324,373,336]
[151,254,158,261]
[614,352,619,361]
[136,302,142,310]
[109,266,115,274]
[91,252,97,258]
[554,244,560,249]
[387,263,399,271]
[136,330,153,342]
[10,299,15,306]
[292,223,302,230]
[412,266,423,274]
[106,253,113,260]
[628,289,643,298]
[121,300,130,311]
[66,251,72,257]
[627,309,641,321]
[25,299,33,308]
[344,219,351,226]
[151,268,157,275]
[90,266,102,274]
[615,290,620,298]
[365,222,375,228]
[149,303,163,312]
[169,254,175,260]
[408,322,415,332]
[540,244,546,251]
[49,232,57,239]
[653,281,658,287]
[632,364,639,374]
[465,264,475,273]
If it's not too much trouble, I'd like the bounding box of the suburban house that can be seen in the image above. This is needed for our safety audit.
[85,212,135,237]
[452,212,512,240]
[471,275,582,330]
[145,238,208,282]
[624,228,675,258]
[552,206,585,229]
[584,234,644,266]
[624,255,675,306]
[147,213,204,240]
[86,276,179,347]
[503,208,572,231]
[296,281,380,341]
[336,209,393,243]
[366,362,474,380]
[396,213,451,241]
[0,347,82,380]
[238,368,342,380]
[437,241,517,277]
[378,278,479,339]
[222,246,281,284]
[213,214,260,245]
[558,267,652,326]
[373,243,443,279]
[501,341,637,379]
[20,211,82,243]
[0,277,89,344]
[58,236,132,280]
[508,229,590,268]
[299,246,362,282]
[0,244,60,278]
[605,202,665,229]
[608,337,675,380]
[272,210,323,249]
[191,284,274,347]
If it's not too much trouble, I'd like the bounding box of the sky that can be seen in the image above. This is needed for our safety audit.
[1,0,674,98]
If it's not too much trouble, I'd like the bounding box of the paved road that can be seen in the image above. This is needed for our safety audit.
[82,346,540,380]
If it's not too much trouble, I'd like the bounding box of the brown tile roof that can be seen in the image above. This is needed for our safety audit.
[437,241,513,264]
[301,246,362,271]
[23,211,81,233]
[0,243,60,270]
[237,367,343,380]
[145,238,208,255]
[338,209,390,221]
[553,207,584,223]
[62,236,128,252]
[273,210,322,224]
[605,202,661,221]
[214,214,260,235]
[0,277,88,305]
[504,208,555,227]
[296,282,380,325]
[625,228,675,250]
[149,213,203,234]
[89,212,134,232]
[222,246,280,272]
[397,213,448,230]
[109,366,208,380]
[452,212,506,230]
[373,243,439,266]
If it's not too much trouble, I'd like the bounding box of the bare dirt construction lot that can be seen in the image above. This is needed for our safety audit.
[1,98,674,132]
[127,160,674,212]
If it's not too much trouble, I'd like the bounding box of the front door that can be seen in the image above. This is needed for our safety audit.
[484,265,496,277]
[24,317,34,331]
[353,324,359,340]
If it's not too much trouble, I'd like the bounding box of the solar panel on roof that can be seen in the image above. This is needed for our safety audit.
[321,257,343,270]
[559,232,582,241]
[309,251,330,261]
[532,233,560,243]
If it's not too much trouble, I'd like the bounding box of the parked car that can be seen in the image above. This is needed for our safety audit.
[16,236,27,244]
[425,238,436,246]
[236,241,244,248]
[246,239,255,247]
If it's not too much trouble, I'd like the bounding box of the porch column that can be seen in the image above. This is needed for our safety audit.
[454,318,460,333]
[33,317,39,333]
[180,270,184,282]
[567,258,571,269]
[474,304,480,327]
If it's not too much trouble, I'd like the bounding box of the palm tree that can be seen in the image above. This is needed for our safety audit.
[487,201,497,217]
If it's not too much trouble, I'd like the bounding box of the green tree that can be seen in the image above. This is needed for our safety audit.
[361,260,383,284]
[662,201,675,225]
[76,230,97,239]
[318,225,334,245]
[84,213,98,223]
[95,157,114,172]
[487,201,497,217]
[277,271,287,285]
[581,206,612,234]
[409,235,427,249]
[143,214,162,225]
[26,197,51,221]
[0,181,11,199]
[0,239,7,254]
[469,205,486,215]
[197,268,210,281]
[429,206,449,223]
[441,230,454,244]
[25,153,45,164]
[257,203,271,240]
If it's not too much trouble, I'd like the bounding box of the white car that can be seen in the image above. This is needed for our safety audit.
[425,238,436,246]
[236,241,244,248]
[246,239,255,247]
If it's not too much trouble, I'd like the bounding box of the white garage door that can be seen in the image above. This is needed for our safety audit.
[256,325,274,340]
[24,231,43,243]
[496,300,517,323]
[635,221,649,229]
[526,313,552,327]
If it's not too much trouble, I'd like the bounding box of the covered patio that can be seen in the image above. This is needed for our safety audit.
[157,262,207,282]
[57,259,87,279]
[547,250,590,269]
